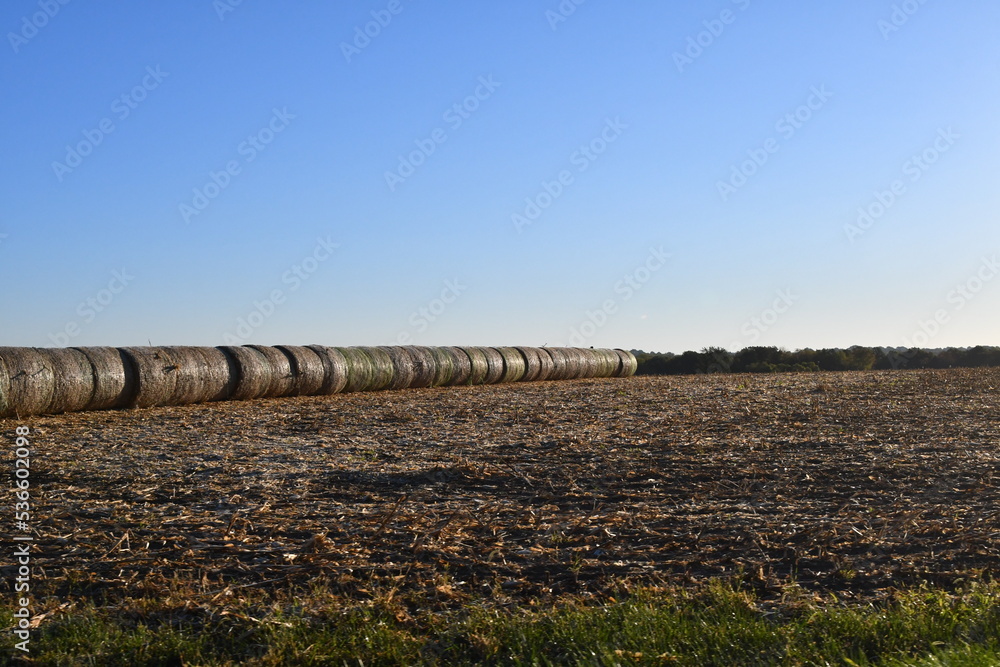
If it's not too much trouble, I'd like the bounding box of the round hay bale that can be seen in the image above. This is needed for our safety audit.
[276,345,326,396]
[443,347,472,386]
[561,348,586,379]
[357,347,395,391]
[573,348,600,379]
[0,348,55,418]
[378,346,416,390]
[0,354,9,419]
[515,346,555,382]
[219,346,274,401]
[336,347,375,393]
[306,345,349,395]
[427,347,454,387]
[540,348,566,381]
[614,349,638,377]
[120,347,178,409]
[38,348,95,415]
[475,346,506,384]
[75,347,134,410]
[247,346,296,398]
[591,348,618,378]
[160,346,232,405]
[494,347,526,383]
[458,347,489,385]
[401,346,436,388]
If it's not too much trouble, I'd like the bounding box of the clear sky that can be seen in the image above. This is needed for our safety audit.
[2,1,998,353]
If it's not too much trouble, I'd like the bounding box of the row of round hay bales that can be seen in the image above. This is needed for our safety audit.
[0,345,637,417]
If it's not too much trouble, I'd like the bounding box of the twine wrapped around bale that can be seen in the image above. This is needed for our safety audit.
[428,346,455,387]
[276,346,326,397]
[306,345,349,395]
[614,349,638,377]
[459,347,489,385]
[120,347,179,409]
[219,346,274,401]
[0,348,55,418]
[247,346,296,398]
[494,347,526,383]
[443,347,472,386]
[357,347,395,391]
[39,348,95,415]
[378,346,416,390]
[401,346,436,388]
[337,347,375,393]
[75,347,134,410]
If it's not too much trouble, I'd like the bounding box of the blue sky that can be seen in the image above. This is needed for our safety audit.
[2,1,998,353]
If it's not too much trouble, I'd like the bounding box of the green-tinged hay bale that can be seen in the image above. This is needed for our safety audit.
[494,347,526,383]
[336,347,375,393]
[378,346,416,390]
[276,346,326,396]
[357,347,394,391]
[443,347,472,386]
[401,346,436,388]
[515,347,554,382]
[573,348,600,379]
[475,346,506,384]
[75,347,134,410]
[219,346,273,401]
[0,348,55,418]
[614,348,638,377]
[459,347,489,385]
[120,347,178,409]
[591,348,619,378]
[38,348,95,415]
[247,346,296,398]
[306,345,349,395]
[428,347,454,387]
[159,346,231,405]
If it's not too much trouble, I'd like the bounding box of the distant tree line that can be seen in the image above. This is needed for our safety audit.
[633,345,1000,375]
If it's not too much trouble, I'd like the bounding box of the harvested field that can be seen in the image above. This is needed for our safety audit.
[7,368,1000,620]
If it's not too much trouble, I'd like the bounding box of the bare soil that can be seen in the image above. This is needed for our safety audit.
[9,368,1000,616]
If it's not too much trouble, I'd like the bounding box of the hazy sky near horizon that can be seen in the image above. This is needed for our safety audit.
[2,1,998,353]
